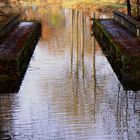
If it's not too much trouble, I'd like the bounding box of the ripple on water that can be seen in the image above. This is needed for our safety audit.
[0,6,140,140]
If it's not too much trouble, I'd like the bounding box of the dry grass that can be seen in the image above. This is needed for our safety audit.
[62,0,127,13]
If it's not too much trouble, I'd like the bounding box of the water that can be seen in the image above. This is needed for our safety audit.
[0,6,140,140]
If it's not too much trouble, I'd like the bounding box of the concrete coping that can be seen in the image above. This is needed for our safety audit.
[113,11,140,37]
[0,14,20,40]
[0,14,19,30]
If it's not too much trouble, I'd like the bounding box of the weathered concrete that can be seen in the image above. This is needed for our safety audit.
[113,11,140,37]
[0,21,41,84]
[0,15,41,93]
[93,19,140,90]
[0,14,19,42]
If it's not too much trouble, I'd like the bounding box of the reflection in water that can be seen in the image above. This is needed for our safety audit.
[0,6,140,140]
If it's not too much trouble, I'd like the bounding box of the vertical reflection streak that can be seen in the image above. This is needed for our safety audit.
[93,30,97,122]
[126,91,129,140]
[76,10,79,75]
[71,9,74,76]
[81,12,85,78]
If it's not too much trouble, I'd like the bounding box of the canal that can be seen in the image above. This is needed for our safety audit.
[0,6,140,140]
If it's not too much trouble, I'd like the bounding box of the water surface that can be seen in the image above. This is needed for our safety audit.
[0,6,140,140]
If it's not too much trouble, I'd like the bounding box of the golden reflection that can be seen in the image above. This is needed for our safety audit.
[21,6,65,41]
[0,4,140,140]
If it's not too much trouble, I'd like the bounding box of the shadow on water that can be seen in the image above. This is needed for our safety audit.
[106,53,140,91]
[0,81,21,93]
[0,5,140,140]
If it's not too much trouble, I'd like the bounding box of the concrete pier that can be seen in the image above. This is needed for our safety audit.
[93,17,140,90]
[0,15,41,92]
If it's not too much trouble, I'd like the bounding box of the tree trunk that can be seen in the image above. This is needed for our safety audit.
[127,0,131,16]
[137,0,140,17]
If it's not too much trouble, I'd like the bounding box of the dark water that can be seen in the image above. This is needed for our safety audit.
[0,6,140,140]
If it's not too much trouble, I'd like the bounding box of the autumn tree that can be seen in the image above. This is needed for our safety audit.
[0,0,13,15]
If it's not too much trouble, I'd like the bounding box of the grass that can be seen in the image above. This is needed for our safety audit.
[62,0,127,9]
